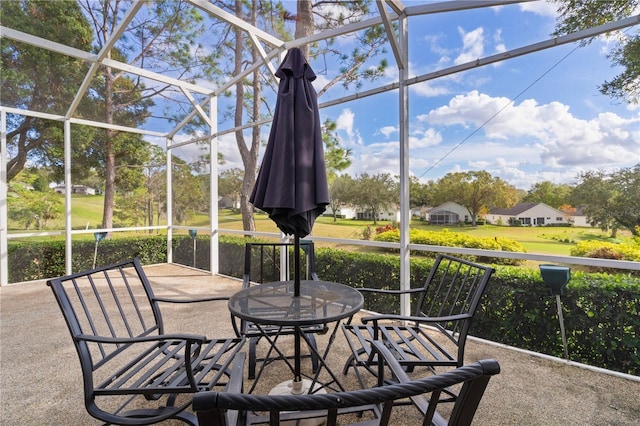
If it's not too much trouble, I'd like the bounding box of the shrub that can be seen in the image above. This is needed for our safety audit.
[570,240,640,266]
[8,235,639,375]
[313,248,640,376]
[373,229,526,265]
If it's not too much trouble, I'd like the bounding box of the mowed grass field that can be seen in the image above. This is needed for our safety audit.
[13,195,627,256]
[218,210,626,256]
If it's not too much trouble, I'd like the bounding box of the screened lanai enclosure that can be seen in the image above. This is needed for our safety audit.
[2,0,640,287]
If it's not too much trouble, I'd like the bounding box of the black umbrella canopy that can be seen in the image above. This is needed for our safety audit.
[250,48,329,239]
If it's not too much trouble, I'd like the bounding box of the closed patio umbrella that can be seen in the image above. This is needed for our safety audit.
[249,47,329,390]
[250,47,329,238]
[250,46,329,292]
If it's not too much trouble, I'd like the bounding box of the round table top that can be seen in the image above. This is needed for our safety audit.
[228,280,363,326]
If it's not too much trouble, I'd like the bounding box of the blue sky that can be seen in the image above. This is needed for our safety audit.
[172,1,640,191]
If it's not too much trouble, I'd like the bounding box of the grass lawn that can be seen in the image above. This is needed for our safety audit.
[219,210,627,256]
[10,196,628,257]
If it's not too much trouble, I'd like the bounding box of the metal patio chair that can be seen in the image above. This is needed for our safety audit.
[47,257,246,425]
[342,254,494,398]
[231,241,325,379]
[192,343,500,426]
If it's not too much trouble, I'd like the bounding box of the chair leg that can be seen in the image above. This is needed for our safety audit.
[342,353,357,375]
[305,334,320,374]
[248,337,258,380]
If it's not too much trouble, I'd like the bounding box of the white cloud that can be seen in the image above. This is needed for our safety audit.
[336,108,356,139]
[519,1,558,17]
[414,91,640,182]
[412,81,451,97]
[409,128,443,149]
[344,140,399,177]
[454,27,485,65]
[379,126,397,138]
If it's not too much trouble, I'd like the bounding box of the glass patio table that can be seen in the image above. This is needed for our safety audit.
[228,280,363,394]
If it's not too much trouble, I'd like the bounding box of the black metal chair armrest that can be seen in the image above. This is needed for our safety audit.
[193,357,501,426]
[355,287,425,295]
[361,313,472,325]
[153,295,231,304]
[75,333,208,345]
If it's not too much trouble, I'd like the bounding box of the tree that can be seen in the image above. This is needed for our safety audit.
[351,173,398,225]
[322,118,352,177]
[523,181,573,209]
[171,157,205,225]
[409,176,435,209]
[558,204,577,224]
[1,1,94,182]
[571,170,620,237]
[216,0,388,233]
[112,143,166,231]
[433,171,518,226]
[552,0,640,105]
[610,165,640,235]
[327,174,355,222]
[142,146,168,232]
[78,0,221,230]
[219,168,245,209]
[7,170,62,230]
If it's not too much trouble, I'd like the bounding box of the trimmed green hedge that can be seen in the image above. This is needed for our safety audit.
[8,235,639,376]
[373,229,526,265]
[8,236,169,282]
[312,247,639,376]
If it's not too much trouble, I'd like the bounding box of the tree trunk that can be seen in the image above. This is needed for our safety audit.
[295,1,313,58]
[234,0,257,233]
[101,60,115,230]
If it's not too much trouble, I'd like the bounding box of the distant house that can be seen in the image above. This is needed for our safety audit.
[324,206,357,219]
[356,208,400,222]
[324,206,399,221]
[411,206,433,220]
[426,202,473,225]
[569,206,591,227]
[218,195,239,209]
[487,202,568,226]
[53,184,96,195]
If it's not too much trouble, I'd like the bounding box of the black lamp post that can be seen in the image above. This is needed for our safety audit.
[539,264,571,360]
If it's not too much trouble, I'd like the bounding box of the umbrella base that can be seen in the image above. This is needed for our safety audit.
[269,379,327,426]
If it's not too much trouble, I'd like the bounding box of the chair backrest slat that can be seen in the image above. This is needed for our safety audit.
[415,254,494,338]
[47,258,162,370]
[244,241,317,286]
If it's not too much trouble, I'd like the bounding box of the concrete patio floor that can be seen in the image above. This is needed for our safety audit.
[1,263,638,425]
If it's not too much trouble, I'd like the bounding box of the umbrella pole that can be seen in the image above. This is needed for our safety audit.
[294,235,301,296]
[293,235,303,390]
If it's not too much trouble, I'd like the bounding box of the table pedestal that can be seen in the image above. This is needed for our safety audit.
[269,379,326,426]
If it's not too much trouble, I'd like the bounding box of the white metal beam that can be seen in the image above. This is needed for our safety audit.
[0,111,7,285]
[65,1,144,120]
[405,0,537,16]
[1,26,213,96]
[180,87,212,128]
[318,14,640,109]
[187,0,284,48]
[0,106,167,137]
[397,13,411,317]
[377,0,405,69]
